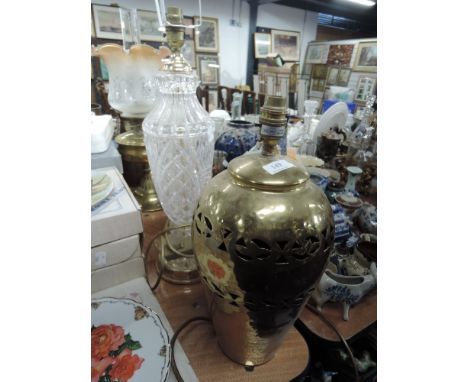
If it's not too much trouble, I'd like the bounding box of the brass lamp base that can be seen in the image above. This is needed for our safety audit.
[115,130,162,213]
[133,170,162,212]
[154,224,200,285]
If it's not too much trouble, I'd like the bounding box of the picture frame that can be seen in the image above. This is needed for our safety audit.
[181,40,196,68]
[194,16,219,53]
[353,40,377,72]
[327,44,354,65]
[312,64,328,79]
[337,68,351,86]
[326,66,340,85]
[254,32,271,59]
[355,76,377,102]
[271,29,301,62]
[137,10,165,42]
[305,44,328,64]
[92,4,122,40]
[196,54,220,85]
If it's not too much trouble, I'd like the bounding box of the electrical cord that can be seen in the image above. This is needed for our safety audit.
[170,316,212,382]
[143,224,190,291]
[306,304,360,382]
[143,226,212,381]
[144,227,356,380]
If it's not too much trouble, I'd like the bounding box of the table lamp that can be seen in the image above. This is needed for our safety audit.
[143,6,215,283]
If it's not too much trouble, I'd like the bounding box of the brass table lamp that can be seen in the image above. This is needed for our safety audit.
[192,95,335,366]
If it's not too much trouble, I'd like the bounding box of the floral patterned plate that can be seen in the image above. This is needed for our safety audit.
[91,297,170,382]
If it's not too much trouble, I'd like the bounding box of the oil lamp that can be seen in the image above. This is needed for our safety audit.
[92,8,171,211]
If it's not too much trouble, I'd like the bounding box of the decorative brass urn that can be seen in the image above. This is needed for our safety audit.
[192,96,334,366]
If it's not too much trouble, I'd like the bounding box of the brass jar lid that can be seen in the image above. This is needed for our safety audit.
[228,155,309,190]
[114,131,145,147]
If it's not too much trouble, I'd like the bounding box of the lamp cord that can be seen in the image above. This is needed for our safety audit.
[144,227,212,382]
[170,316,212,382]
[143,224,190,291]
[305,304,360,382]
[145,229,357,381]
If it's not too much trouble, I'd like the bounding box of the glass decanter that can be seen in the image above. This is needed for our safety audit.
[298,99,319,156]
[142,7,214,283]
[348,95,376,167]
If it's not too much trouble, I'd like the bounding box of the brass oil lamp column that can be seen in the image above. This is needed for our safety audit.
[192,95,334,366]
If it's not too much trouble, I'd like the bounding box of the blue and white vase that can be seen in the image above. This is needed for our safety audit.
[214,120,259,162]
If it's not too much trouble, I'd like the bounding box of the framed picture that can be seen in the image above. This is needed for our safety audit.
[312,64,328,79]
[337,68,351,86]
[194,17,219,53]
[183,16,194,40]
[355,76,377,102]
[326,66,339,85]
[197,54,219,85]
[181,40,196,68]
[137,10,165,42]
[208,89,218,112]
[254,33,271,58]
[305,44,328,64]
[327,44,354,65]
[92,4,122,40]
[271,29,300,61]
[353,40,377,72]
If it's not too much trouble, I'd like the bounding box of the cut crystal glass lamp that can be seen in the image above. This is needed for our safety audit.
[143,5,215,283]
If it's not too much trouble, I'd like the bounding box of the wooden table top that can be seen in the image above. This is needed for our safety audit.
[300,289,377,342]
[142,211,309,382]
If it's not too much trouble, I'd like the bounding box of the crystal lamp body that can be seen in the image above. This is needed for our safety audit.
[143,71,215,226]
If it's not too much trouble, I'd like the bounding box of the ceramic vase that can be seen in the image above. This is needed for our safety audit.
[214,120,258,162]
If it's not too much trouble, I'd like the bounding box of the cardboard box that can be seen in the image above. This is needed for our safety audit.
[91,256,145,293]
[91,141,123,173]
[91,167,143,247]
[91,234,141,271]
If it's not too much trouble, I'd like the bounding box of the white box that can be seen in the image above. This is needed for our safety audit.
[91,141,123,173]
[91,256,145,293]
[91,167,143,247]
[91,234,141,271]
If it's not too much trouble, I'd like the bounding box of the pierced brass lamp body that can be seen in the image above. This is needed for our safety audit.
[192,96,334,366]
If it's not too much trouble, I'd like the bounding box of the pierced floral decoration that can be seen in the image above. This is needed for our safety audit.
[91,324,144,382]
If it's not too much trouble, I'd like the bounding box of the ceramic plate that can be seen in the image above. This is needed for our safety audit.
[91,298,171,382]
[91,174,113,207]
[313,102,348,142]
